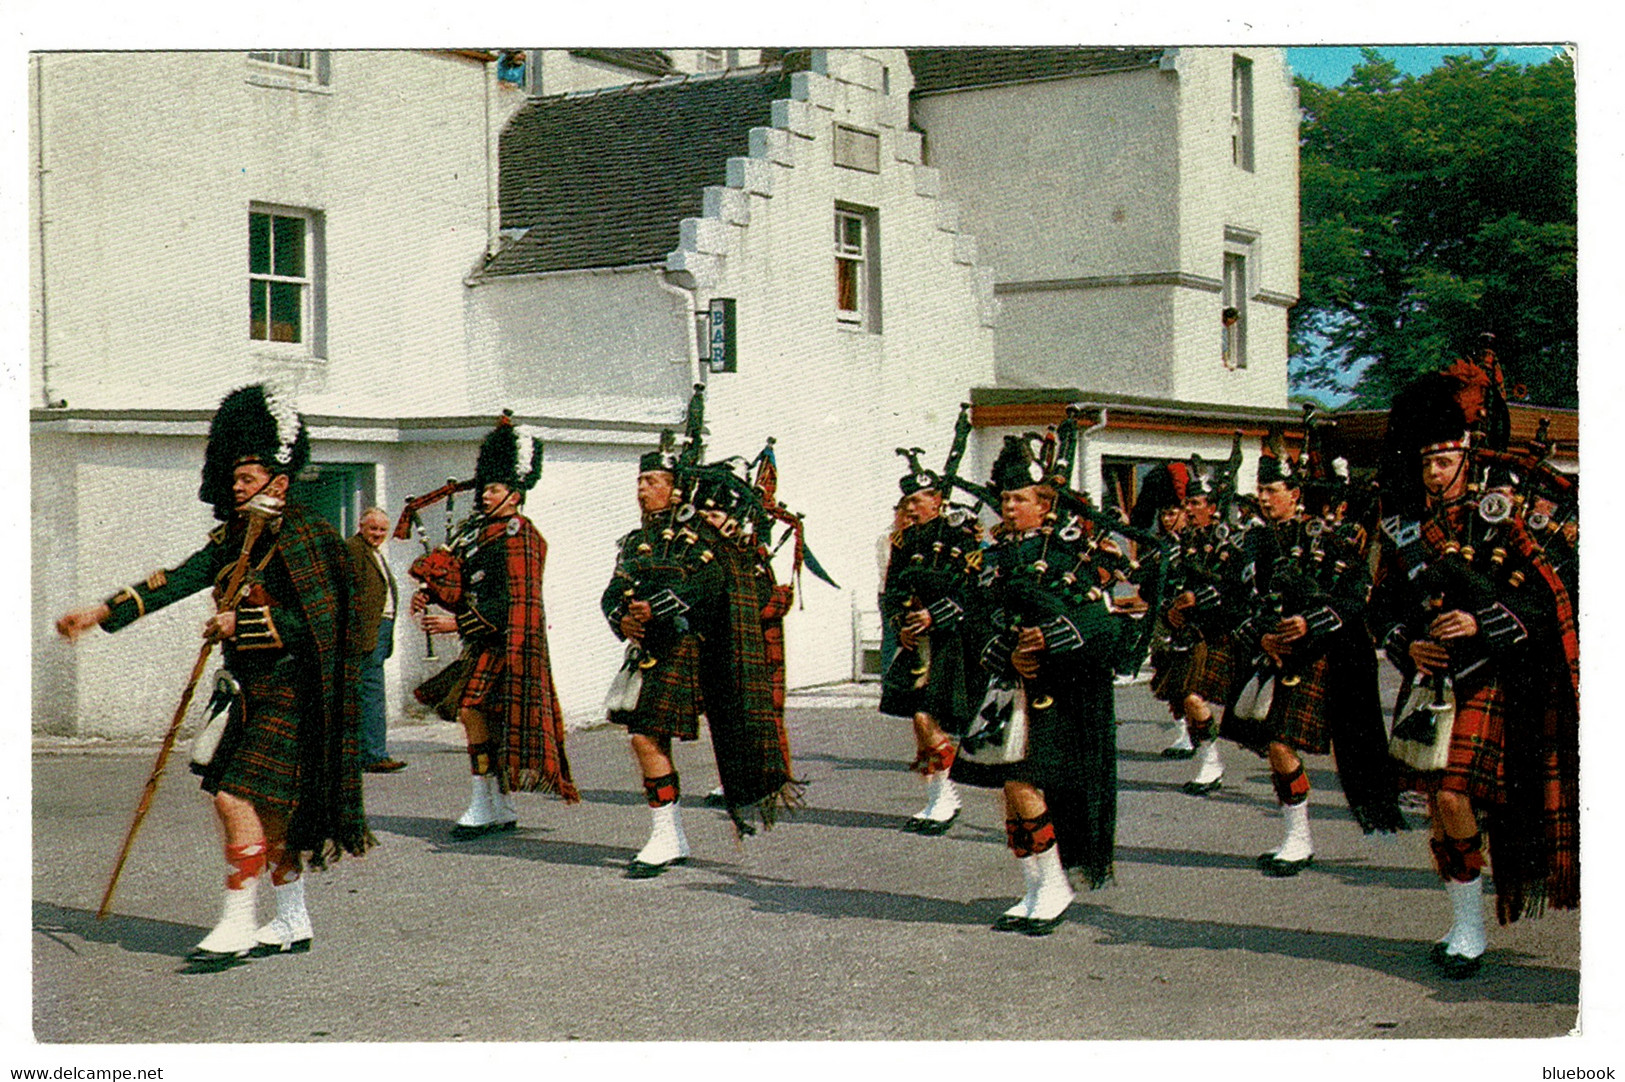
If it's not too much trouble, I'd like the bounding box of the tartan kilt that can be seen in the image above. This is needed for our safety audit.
[1396,678,1504,802]
[457,639,505,712]
[610,633,703,741]
[208,656,306,812]
[1149,640,1200,707]
[1186,634,1237,705]
[1266,655,1333,755]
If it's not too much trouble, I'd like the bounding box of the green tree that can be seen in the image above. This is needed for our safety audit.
[1291,49,1576,408]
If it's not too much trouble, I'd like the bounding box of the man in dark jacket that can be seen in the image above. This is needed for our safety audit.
[348,507,405,773]
[57,385,372,970]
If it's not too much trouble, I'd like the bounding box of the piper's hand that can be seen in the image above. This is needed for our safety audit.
[204,611,237,642]
[420,612,458,635]
[1409,639,1451,676]
[1011,648,1040,679]
[56,604,110,643]
[410,590,430,615]
[1017,626,1047,653]
[898,622,918,651]
[906,610,933,634]
[619,614,647,642]
[1167,591,1195,628]
[1274,615,1309,644]
[1428,610,1479,641]
[627,601,654,623]
[1259,632,1287,666]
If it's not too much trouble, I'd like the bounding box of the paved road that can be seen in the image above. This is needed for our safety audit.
[33,681,1579,1049]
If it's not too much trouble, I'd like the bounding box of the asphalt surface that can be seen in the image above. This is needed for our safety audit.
[33,681,1580,1047]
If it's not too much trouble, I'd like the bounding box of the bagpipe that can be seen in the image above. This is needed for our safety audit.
[991,408,1175,680]
[888,445,985,607]
[391,476,482,660]
[1381,340,1578,650]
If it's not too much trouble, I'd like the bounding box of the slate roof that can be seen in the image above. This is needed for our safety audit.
[907,47,1167,94]
[482,68,792,278]
[566,49,675,77]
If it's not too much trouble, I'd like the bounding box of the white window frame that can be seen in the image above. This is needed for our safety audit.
[1221,229,1258,370]
[1231,55,1255,172]
[835,205,880,331]
[245,51,331,89]
[249,204,325,358]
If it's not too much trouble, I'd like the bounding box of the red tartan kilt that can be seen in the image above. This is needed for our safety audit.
[1186,635,1236,704]
[1267,656,1332,755]
[763,620,787,712]
[457,641,506,712]
[1396,679,1504,803]
[612,633,704,741]
[212,662,304,812]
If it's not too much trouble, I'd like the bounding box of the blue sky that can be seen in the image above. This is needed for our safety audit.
[1284,44,1570,86]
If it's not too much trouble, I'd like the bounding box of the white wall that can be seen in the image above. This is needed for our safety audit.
[1167,47,1299,408]
[468,49,999,693]
[30,50,508,418]
[908,47,1299,407]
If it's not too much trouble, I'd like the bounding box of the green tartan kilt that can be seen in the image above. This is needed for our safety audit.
[611,633,703,741]
[1186,634,1237,705]
[205,655,305,812]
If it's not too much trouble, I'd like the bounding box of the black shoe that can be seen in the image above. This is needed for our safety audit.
[1182,777,1223,796]
[247,937,312,958]
[1161,746,1197,760]
[450,820,516,840]
[1429,940,1484,978]
[624,856,688,879]
[703,791,727,808]
[906,810,959,836]
[364,758,407,773]
[991,912,1029,932]
[1257,852,1314,877]
[180,948,252,973]
[1019,914,1066,937]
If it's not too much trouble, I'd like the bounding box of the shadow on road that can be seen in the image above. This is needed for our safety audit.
[34,900,198,960]
[1113,843,1448,892]
[676,873,1574,1007]
[1073,902,1578,1006]
[794,751,913,775]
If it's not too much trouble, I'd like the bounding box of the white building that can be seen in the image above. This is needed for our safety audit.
[32,46,1305,739]
[908,47,1303,506]
[31,48,998,737]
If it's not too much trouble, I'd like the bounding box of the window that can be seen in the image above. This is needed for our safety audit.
[697,49,736,72]
[835,206,880,330]
[1231,55,1254,171]
[250,205,324,354]
[1222,252,1248,369]
[249,50,312,71]
[246,51,330,86]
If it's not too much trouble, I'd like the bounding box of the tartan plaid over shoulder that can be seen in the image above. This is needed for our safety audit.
[256,505,375,867]
[1373,502,1579,918]
[702,537,800,832]
[460,514,579,801]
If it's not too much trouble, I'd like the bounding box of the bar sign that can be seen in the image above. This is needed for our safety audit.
[708,297,736,373]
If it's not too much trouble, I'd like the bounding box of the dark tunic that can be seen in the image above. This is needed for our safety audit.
[877,510,988,734]
[1370,500,1579,917]
[952,519,1124,888]
[602,511,796,829]
[601,511,728,741]
[1149,521,1240,714]
[102,505,372,868]
[1224,513,1403,834]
